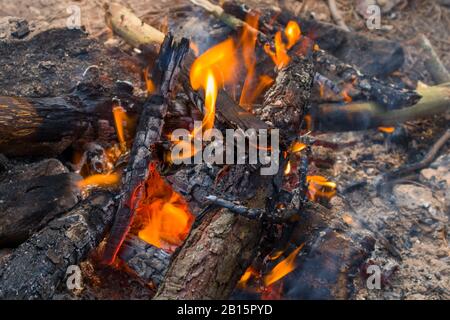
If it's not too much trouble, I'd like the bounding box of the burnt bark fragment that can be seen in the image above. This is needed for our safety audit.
[0,173,81,247]
[118,236,171,286]
[0,192,116,300]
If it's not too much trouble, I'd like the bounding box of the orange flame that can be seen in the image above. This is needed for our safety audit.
[264,21,302,69]
[135,164,194,251]
[378,127,395,134]
[239,13,259,108]
[285,21,301,49]
[264,243,304,286]
[307,175,337,201]
[77,172,121,189]
[190,38,237,91]
[237,266,259,288]
[112,106,132,152]
[143,67,155,94]
[291,141,306,153]
[170,38,238,162]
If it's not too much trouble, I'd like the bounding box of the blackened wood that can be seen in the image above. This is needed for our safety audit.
[0,173,81,247]
[0,158,68,183]
[313,49,421,110]
[0,96,91,157]
[102,35,190,264]
[259,55,314,141]
[118,235,171,286]
[282,202,375,299]
[0,192,115,299]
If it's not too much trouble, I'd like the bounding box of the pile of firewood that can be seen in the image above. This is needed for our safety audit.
[0,1,448,300]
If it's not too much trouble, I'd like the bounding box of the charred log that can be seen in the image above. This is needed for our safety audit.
[102,34,190,264]
[281,203,375,299]
[0,192,115,299]
[0,173,81,247]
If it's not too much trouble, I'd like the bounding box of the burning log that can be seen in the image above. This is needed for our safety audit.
[155,208,262,300]
[277,202,375,299]
[313,83,450,132]
[104,3,268,132]
[0,173,81,247]
[102,35,190,264]
[0,192,116,299]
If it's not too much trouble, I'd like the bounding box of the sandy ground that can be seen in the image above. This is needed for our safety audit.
[1,0,449,299]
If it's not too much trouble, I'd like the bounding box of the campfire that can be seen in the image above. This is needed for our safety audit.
[0,0,449,301]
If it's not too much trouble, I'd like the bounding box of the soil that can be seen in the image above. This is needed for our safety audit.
[1,0,448,300]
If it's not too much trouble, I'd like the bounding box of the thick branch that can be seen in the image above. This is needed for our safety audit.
[313,83,450,131]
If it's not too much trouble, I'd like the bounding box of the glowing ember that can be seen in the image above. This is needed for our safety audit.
[264,243,304,286]
[378,127,395,134]
[306,175,337,201]
[341,90,352,103]
[77,172,121,189]
[134,163,194,251]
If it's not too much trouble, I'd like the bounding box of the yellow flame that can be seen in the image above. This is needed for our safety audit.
[285,21,301,49]
[284,161,291,175]
[264,243,304,286]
